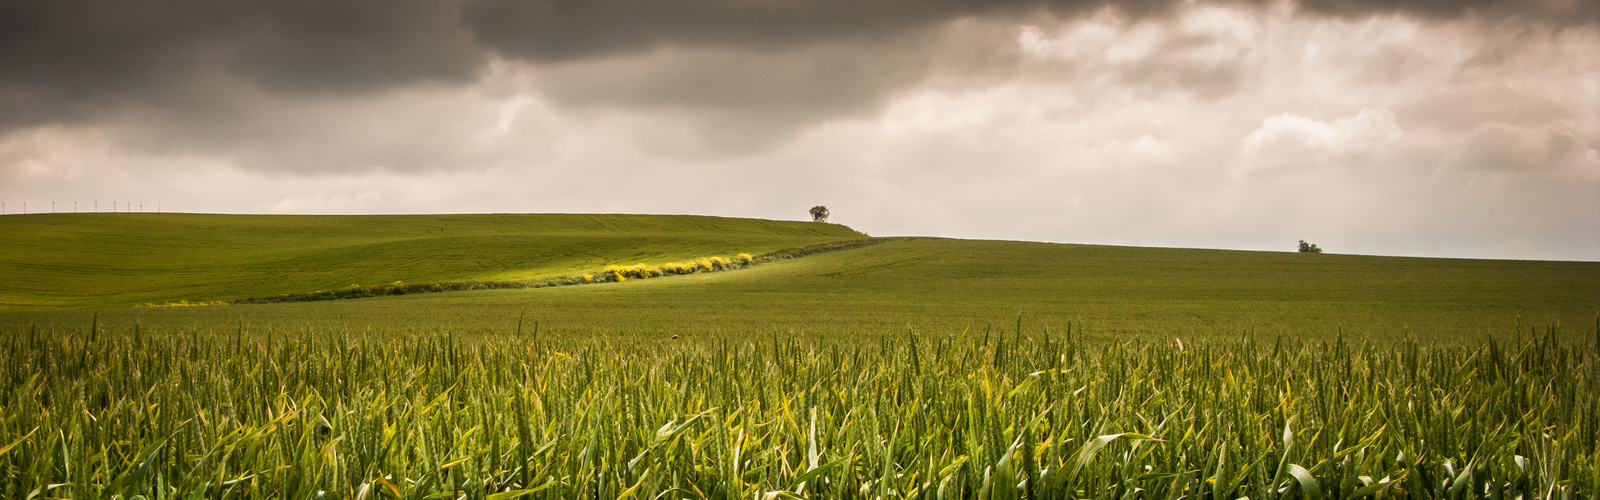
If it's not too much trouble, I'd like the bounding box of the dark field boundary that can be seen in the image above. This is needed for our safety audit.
[226,238,892,305]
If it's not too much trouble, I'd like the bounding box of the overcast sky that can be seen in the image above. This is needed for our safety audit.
[1,0,1596,261]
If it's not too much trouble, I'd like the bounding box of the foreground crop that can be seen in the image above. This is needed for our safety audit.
[2,326,1596,499]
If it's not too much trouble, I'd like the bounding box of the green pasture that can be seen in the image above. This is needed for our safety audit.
[3,220,1596,342]
[0,213,864,310]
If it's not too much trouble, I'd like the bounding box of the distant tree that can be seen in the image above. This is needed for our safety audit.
[1298,240,1323,253]
[809,205,830,223]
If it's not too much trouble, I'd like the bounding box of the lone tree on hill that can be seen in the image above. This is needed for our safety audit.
[809,205,830,223]
[1298,240,1323,253]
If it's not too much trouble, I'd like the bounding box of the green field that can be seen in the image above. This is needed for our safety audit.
[0,213,865,310]
[2,215,1596,342]
[2,213,1598,498]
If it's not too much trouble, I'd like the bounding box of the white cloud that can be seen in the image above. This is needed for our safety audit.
[1236,107,1403,174]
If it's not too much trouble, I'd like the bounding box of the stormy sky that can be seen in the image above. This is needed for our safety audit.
[1,0,1596,261]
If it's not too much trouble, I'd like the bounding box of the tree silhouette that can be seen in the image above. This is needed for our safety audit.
[809,205,830,223]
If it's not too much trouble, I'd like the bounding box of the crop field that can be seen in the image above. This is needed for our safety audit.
[3,322,1597,499]
[1,213,1599,499]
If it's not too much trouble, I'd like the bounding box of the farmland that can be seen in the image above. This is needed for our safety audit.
[3,228,1596,343]
[1,213,1598,498]
[0,213,865,310]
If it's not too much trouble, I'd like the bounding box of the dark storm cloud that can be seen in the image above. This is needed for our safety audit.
[0,0,1586,128]
[0,0,1592,170]
[528,21,1027,152]
[0,0,1588,104]
[461,0,1597,65]
[460,0,1103,62]
[1297,0,1599,23]
[222,0,485,93]
[0,0,1160,109]
[0,0,483,130]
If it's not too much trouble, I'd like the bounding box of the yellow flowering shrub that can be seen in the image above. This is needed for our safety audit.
[590,253,751,284]
[143,299,228,308]
[662,261,697,275]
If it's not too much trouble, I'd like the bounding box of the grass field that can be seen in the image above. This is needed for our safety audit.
[3,319,1596,499]
[0,213,865,310]
[2,213,1599,498]
[3,232,1597,343]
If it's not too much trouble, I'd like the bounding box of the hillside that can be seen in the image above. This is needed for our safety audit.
[4,233,1596,342]
[0,213,867,310]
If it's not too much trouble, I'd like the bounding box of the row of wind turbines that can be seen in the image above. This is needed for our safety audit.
[0,201,161,215]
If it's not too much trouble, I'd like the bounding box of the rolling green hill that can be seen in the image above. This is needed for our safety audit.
[0,213,866,310]
[3,219,1596,342]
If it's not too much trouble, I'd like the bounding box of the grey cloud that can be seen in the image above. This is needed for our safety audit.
[1296,0,1599,23]
[0,0,1585,109]
[1442,121,1599,173]
[0,0,1592,175]
[460,0,1596,68]
[0,1,221,129]
[1120,33,1249,99]
[100,86,551,175]
[540,47,925,113]
[1397,86,1569,135]
[221,0,485,94]
[460,0,1091,62]
[1019,22,1257,101]
[531,23,1024,153]
[459,0,1109,153]
[0,0,483,130]
[0,0,494,174]
[2,0,1067,162]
